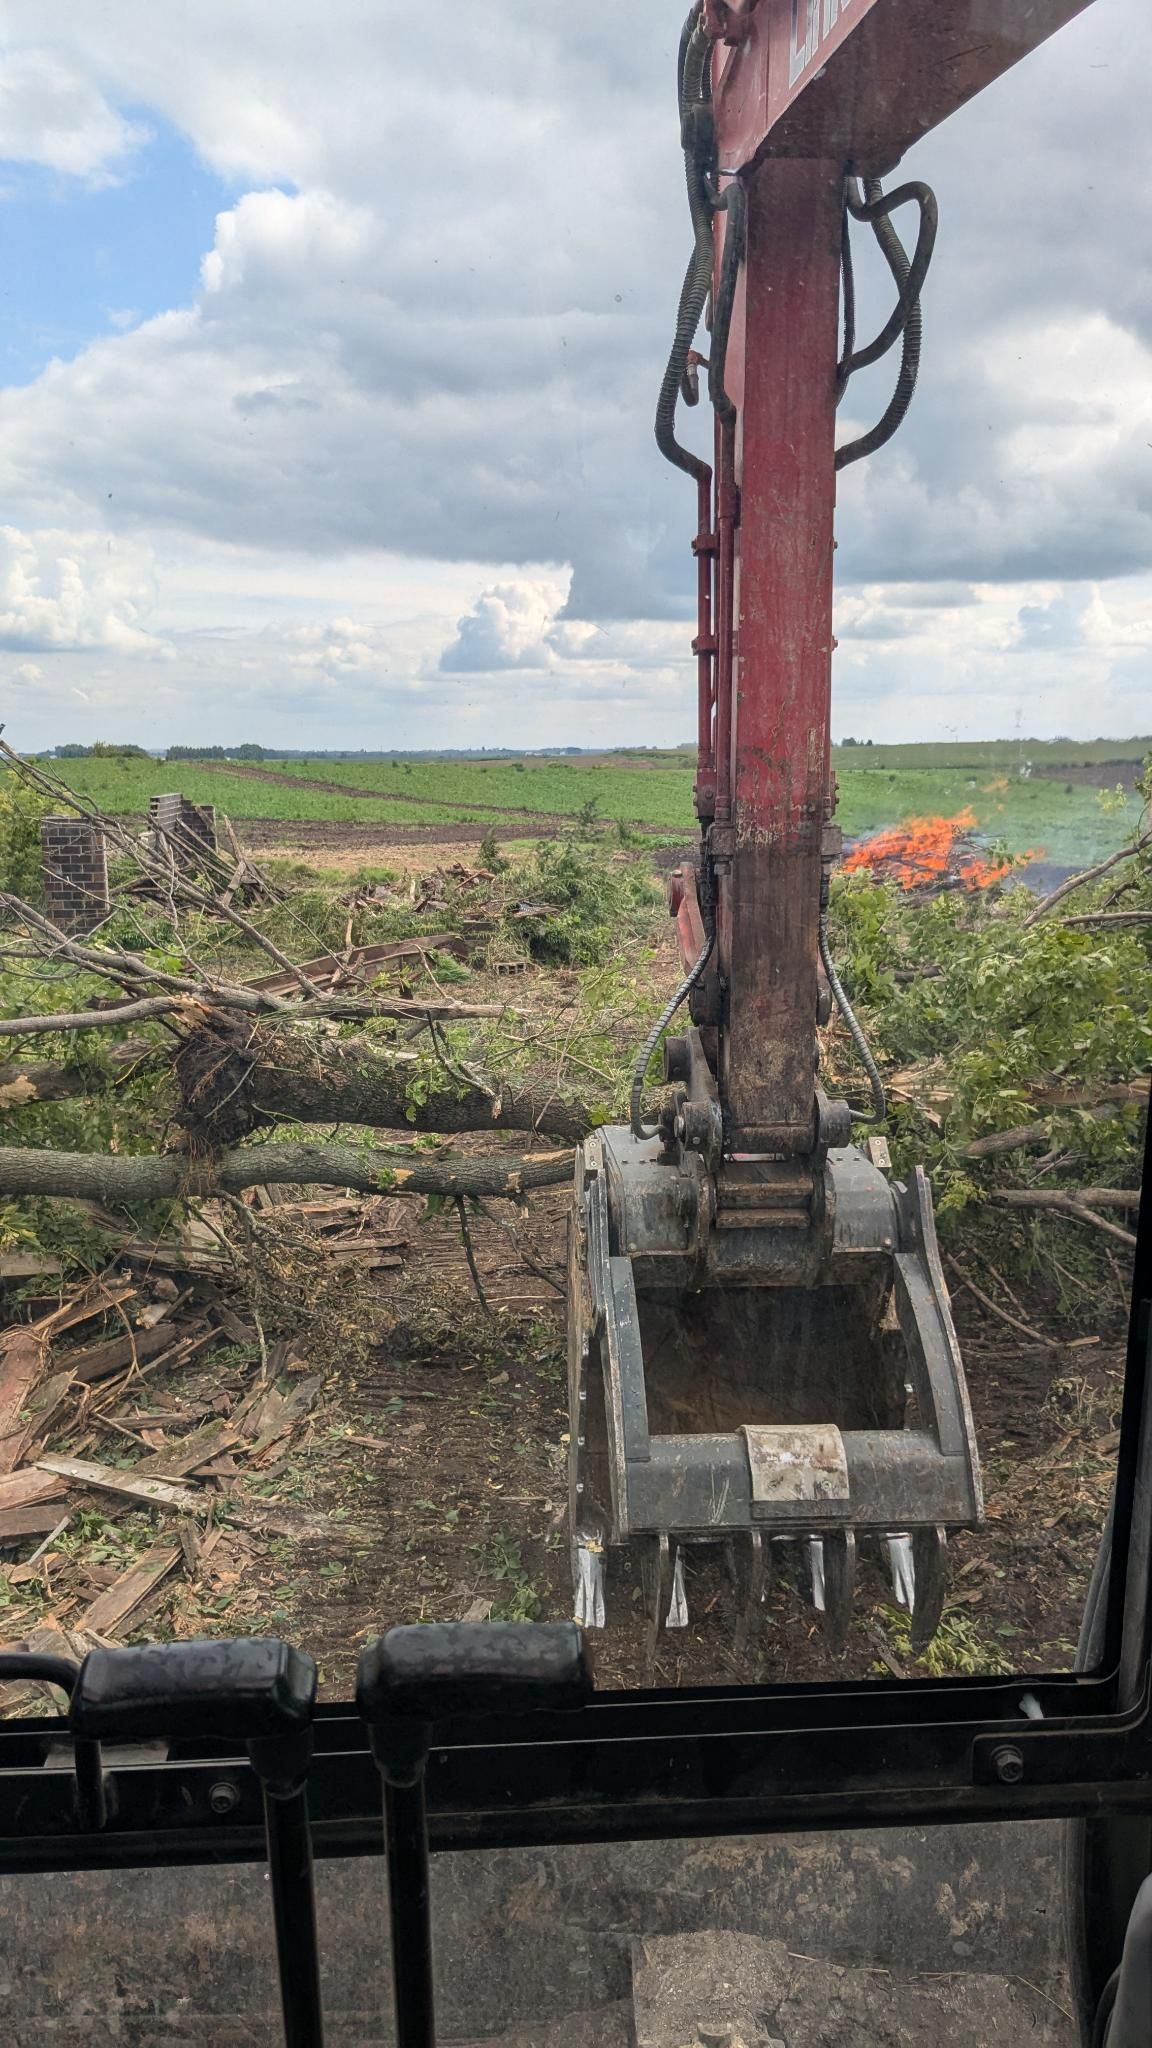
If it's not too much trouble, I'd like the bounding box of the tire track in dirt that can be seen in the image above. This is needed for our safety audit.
[194,756,596,830]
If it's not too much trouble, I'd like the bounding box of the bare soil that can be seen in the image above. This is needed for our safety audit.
[17,1179,1112,1701]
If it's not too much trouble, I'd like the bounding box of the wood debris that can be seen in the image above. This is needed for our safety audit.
[77,1543,183,1640]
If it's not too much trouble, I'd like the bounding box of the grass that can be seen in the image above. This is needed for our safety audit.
[34,740,1149,867]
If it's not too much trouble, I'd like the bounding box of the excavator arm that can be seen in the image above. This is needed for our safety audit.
[568,0,1097,1669]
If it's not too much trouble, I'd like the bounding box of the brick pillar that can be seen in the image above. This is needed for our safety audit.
[40,817,109,933]
[147,793,218,866]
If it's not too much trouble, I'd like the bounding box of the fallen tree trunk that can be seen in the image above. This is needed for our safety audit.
[0,1142,574,1204]
[2,1024,595,1142]
[236,1030,591,1143]
[0,1040,154,1109]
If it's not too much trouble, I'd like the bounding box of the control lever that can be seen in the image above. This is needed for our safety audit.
[69,1638,323,2048]
[0,1650,105,1829]
[357,1622,593,2048]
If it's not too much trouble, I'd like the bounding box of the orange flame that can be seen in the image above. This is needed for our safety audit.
[842,808,1034,892]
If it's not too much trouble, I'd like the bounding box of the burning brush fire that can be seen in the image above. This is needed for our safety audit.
[842,807,1037,893]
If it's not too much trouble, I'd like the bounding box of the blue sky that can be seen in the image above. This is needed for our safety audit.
[0,117,239,386]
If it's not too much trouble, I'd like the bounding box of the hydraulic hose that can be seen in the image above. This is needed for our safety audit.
[836,176,936,471]
[655,12,716,483]
[630,926,715,1141]
[818,912,886,1125]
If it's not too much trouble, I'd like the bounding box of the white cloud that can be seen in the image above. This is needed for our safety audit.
[440,577,570,672]
[0,51,146,181]
[0,527,167,656]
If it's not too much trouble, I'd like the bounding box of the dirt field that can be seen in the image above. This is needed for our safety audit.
[18,1162,1114,1700]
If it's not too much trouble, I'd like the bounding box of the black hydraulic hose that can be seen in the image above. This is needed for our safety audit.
[836,205,856,403]
[708,179,746,426]
[840,178,937,375]
[630,926,715,1141]
[655,13,715,482]
[818,913,886,1124]
[836,176,935,471]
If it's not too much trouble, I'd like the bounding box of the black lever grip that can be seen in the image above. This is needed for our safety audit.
[0,1652,79,1699]
[70,1638,316,1744]
[357,1621,592,1725]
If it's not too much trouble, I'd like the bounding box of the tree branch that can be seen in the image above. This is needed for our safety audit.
[1022,826,1152,928]
[989,1188,1139,1248]
[0,996,185,1037]
[1061,911,1152,929]
[0,1141,574,1204]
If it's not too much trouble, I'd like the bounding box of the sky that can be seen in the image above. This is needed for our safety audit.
[0,0,1148,753]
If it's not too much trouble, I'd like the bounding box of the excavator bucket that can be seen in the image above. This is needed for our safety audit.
[568,1107,983,1665]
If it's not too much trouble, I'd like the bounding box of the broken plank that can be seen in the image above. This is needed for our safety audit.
[0,1328,48,1472]
[78,1543,182,1640]
[34,1283,136,1345]
[0,1368,77,1476]
[35,1456,205,1515]
[0,1469,68,1511]
[0,1503,77,1541]
[139,1422,241,1480]
[0,1253,62,1280]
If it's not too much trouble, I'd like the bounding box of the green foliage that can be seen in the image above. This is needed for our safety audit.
[881,1604,1013,1677]
[55,741,150,759]
[826,849,1150,1226]
[478,827,509,873]
[0,774,51,900]
[507,837,662,966]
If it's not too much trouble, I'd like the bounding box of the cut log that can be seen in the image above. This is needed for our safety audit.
[990,1190,1139,1248]
[77,1543,182,1639]
[0,1038,154,1110]
[2,1023,593,1142]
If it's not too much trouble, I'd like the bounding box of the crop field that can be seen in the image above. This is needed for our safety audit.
[830,735,1152,772]
[47,755,497,828]
[46,739,1149,866]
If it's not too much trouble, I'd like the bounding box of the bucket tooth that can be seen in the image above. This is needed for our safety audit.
[641,1533,683,1668]
[574,1536,606,1629]
[820,1530,856,1655]
[807,1536,826,1613]
[666,1550,688,1629]
[729,1529,768,1656]
[887,1534,916,1611]
[910,1526,948,1653]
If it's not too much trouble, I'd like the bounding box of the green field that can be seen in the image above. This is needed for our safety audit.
[45,757,497,828]
[41,739,1149,868]
[831,736,1151,772]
